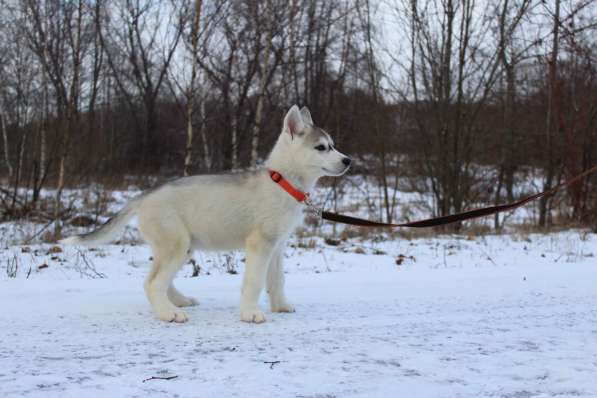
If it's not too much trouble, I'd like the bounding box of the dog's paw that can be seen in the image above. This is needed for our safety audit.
[240,308,266,323]
[172,296,199,308]
[271,302,295,313]
[185,297,200,306]
[157,308,189,323]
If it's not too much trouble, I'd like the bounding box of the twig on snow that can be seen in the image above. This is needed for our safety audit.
[264,361,281,369]
[142,375,178,383]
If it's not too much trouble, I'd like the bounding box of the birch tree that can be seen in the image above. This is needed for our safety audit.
[183,0,203,176]
[250,0,274,167]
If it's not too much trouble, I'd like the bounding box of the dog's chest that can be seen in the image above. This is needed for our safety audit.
[263,203,303,237]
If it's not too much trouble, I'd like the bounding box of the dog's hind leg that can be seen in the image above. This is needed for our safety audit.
[168,284,199,307]
[267,249,295,313]
[240,231,276,323]
[141,215,191,323]
[166,248,199,307]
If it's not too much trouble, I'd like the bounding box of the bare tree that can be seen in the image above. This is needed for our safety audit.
[491,0,534,229]
[17,0,94,236]
[386,0,532,226]
[195,2,261,170]
[97,0,185,172]
[0,110,11,178]
[356,0,400,223]
[183,0,203,176]
[538,0,562,227]
[250,0,275,167]
[167,0,225,174]
[0,3,39,213]
[0,4,13,179]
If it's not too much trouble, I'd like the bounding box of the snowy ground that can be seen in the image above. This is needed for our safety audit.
[2,230,597,397]
[1,173,596,397]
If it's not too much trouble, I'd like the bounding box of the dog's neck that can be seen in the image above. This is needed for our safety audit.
[266,142,319,193]
[266,161,319,193]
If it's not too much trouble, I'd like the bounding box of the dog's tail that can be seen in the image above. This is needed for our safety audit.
[59,198,141,246]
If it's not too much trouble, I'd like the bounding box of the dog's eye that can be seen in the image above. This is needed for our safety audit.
[314,145,326,151]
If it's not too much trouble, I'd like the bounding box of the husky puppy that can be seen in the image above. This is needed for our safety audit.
[61,105,351,323]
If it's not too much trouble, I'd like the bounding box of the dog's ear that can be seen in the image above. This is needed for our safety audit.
[300,106,313,125]
[283,105,305,139]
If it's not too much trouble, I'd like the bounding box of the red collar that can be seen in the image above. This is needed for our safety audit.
[269,170,308,203]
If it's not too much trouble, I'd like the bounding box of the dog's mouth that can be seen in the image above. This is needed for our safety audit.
[322,166,350,177]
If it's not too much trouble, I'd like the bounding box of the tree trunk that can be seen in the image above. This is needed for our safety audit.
[231,117,239,170]
[250,1,273,167]
[54,112,72,239]
[0,111,12,178]
[199,73,211,171]
[184,102,194,176]
[39,3,50,183]
[184,0,203,176]
[539,0,560,227]
[504,63,516,203]
[11,129,27,214]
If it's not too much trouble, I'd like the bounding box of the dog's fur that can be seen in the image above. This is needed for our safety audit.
[60,106,350,323]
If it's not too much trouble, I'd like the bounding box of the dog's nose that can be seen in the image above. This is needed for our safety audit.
[342,157,352,166]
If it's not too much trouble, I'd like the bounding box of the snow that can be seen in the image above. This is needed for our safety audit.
[1,174,595,397]
[2,230,597,397]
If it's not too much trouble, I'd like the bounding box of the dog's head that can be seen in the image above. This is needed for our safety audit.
[277,105,351,178]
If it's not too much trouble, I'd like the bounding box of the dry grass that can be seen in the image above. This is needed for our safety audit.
[5,254,19,278]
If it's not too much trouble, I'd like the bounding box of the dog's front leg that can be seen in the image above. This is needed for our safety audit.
[240,231,276,323]
[267,249,295,313]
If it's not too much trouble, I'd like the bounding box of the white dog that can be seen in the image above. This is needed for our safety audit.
[61,105,351,323]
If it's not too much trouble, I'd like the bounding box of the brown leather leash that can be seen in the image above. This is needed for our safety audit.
[270,166,597,229]
[317,164,597,228]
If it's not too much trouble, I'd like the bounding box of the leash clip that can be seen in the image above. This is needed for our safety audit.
[304,195,322,219]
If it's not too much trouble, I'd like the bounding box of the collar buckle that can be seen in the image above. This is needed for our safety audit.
[270,171,282,183]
